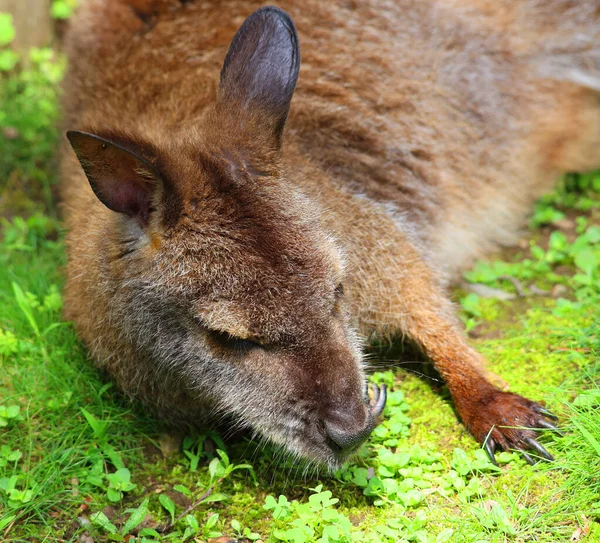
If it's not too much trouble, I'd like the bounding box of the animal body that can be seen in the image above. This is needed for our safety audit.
[60,0,600,467]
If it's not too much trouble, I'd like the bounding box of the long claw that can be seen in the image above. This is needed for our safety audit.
[515,448,536,465]
[370,384,380,406]
[533,405,558,420]
[537,419,564,435]
[525,437,554,461]
[484,438,497,466]
[370,383,387,418]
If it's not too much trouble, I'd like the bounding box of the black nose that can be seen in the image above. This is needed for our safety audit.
[324,417,373,453]
[324,384,387,454]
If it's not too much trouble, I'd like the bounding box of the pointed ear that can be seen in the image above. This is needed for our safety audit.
[66,131,162,225]
[217,6,300,147]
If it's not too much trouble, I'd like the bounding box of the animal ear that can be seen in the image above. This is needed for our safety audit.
[66,130,161,226]
[218,6,300,147]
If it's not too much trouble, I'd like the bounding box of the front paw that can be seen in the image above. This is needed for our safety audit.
[460,388,560,465]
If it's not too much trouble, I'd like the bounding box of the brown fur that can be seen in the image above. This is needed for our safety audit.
[60,0,600,466]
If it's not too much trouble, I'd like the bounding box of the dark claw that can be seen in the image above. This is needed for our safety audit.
[515,448,537,465]
[537,419,564,435]
[484,438,498,466]
[370,383,387,418]
[533,405,558,420]
[525,437,554,461]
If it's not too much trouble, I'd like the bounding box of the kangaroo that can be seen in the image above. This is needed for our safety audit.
[60,0,600,468]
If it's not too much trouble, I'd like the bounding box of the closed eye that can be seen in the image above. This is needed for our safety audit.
[205,328,263,352]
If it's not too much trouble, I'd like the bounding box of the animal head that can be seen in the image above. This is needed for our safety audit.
[66,6,386,468]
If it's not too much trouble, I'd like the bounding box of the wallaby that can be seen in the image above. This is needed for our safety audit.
[60,0,600,468]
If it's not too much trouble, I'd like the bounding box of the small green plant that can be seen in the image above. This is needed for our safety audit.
[472,500,518,536]
[80,407,109,441]
[202,512,222,539]
[159,493,176,524]
[0,446,22,468]
[11,282,64,341]
[182,434,207,471]
[264,486,355,543]
[180,514,200,540]
[0,329,18,357]
[0,405,22,427]
[105,467,137,502]
[460,292,483,331]
[231,518,261,541]
[0,475,34,509]
[368,388,411,447]
[207,448,256,490]
[450,448,501,476]
[90,496,150,540]
[530,202,566,228]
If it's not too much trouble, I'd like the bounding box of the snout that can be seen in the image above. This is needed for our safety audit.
[324,383,387,456]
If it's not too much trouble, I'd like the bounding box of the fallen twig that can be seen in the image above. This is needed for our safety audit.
[498,275,527,297]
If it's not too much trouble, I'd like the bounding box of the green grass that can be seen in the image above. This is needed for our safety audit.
[1,49,599,543]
